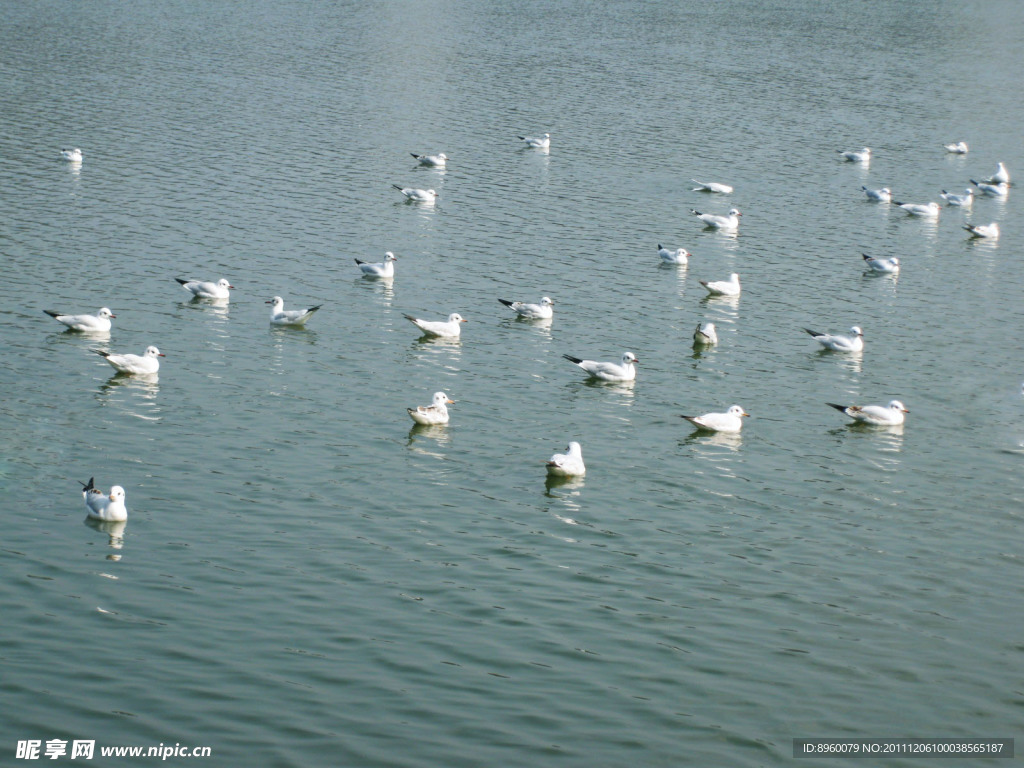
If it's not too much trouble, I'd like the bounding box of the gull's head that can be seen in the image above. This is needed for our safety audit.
[566,441,582,456]
[729,405,750,418]
[889,400,909,413]
[622,351,638,364]
[730,273,740,282]
[541,297,553,306]
[433,392,454,406]
[427,189,438,196]
[384,252,397,261]
[217,279,235,289]
[851,326,863,337]
[438,153,448,161]
[881,188,891,195]
[98,307,116,319]
[266,296,283,308]
[728,208,742,216]
[448,313,466,323]
[145,346,165,358]
[109,486,126,502]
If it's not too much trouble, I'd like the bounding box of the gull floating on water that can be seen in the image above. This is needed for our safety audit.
[266,296,322,326]
[61,147,82,162]
[805,325,864,353]
[81,477,127,522]
[970,179,1008,197]
[862,254,900,273]
[682,405,749,433]
[408,391,454,425]
[943,141,969,154]
[828,400,908,426]
[862,186,893,203]
[964,221,999,238]
[518,133,551,149]
[691,179,733,194]
[392,185,438,203]
[546,441,586,477]
[176,277,233,300]
[693,322,718,345]
[838,147,871,163]
[410,152,447,168]
[355,252,396,278]
[498,296,553,319]
[940,188,974,207]
[985,162,1010,185]
[404,312,466,338]
[563,351,637,382]
[95,345,164,375]
[894,200,941,217]
[691,208,741,231]
[700,273,741,297]
[44,307,115,332]
[658,244,690,265]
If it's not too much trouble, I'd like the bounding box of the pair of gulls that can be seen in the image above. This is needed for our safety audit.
[44,308,164,374]
[404,296,555,338]
[681,398,909,433]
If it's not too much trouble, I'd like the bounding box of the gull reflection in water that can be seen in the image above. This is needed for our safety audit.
[406,423,452,455]
[543,475,586,541]
[85,517,127,559]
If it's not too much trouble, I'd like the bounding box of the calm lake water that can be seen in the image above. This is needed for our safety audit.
[2,1,1022,766]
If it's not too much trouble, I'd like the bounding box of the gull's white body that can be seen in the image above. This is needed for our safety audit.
[81,478,127,522]
[392,185,438,203]
[96,345,164,375]
[940,189,973,207]
[943,141,969,154]
[862,254,900,273]
[683,405,749,433]
[176,277,233,299]
[693,322,718,345]
[267,296,322,326]
[894,200,941,217]
[691,208,741,231]
[838,147,871,162]
[700,273,741,296]
[828,400,908,426]
[971,179,1008,197]
[408,391,454,425]
[658,244,690,265]
[563,351,637,382]
[499,296,553,319]
[691,179,733,194]
[355,252,397,278]
[410,152,447,168]
[44,307,115,332]
[404,312,466,337]
[986,162,1010,185]
[964,221,999,238]
[62,147,83,162]
[518,133,550,149]
[546,441,586,477]
[805,326,864,353]
[862,186,893,203]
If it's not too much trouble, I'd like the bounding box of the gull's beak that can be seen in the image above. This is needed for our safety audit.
[460,318,467,322]
[902,408,910,413]
[229,284,236,289]
[742,412,751,417]
[158,353,166,357]
[109,313,117,318]
[446,398,455,404]
[108,493,116,500]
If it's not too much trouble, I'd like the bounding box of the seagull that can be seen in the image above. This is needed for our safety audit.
[984,162,1010,185]
[562,351,638,382]
[691,208,741,231]
[838,147,871,162]
[546,441,586,477]
[80,477,127,522]
[95,345,164,375]
[862,254,900,273]
[408,391,454,425]
[44,307,115,332]
[894,200,941,217]
[940,188,974,207]
[700,273,741,297]
[805,326,864,352]
[176,277,233,299]
[658,244,690,265]
[862,186,893,203]
[355,251,397,278]
[691,179,734,194]
[970,179,1008,197]
[827,400,909,426]
[518,133,551,149]
[410,152,447,168]
[266,296,322,326]
[681,405,749,433]
[964,221,999,238]
[392,185,438,203]
[943,141,969,154]
[403,312,466,338]
[693,322,718,345]
[498,296,553,319]
[61,147,82,162]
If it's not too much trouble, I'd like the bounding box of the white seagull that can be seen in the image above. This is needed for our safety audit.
[862,254,900,273]
[95,345,164,375]
[693,322,718,345]
[266,296,322,326]
[838,147,871,163]
[940,188,974,207]
[563,351,638,382]
[682,405,749,433]
[700,273,741,297]
[408,391,454,425]
[44,307,115,332]
[392,185,438,203]
[355,251,397,278]
[894,200,941,217]
[828,400,908,426]
[971,179,1008,197]
[176,277,233,300]
[964,221,999,238]
[518,133,551,149]
[61,147,83,162]
[862,186,893,203]
[658,244,690,265]
[81,478,127,522]
[498,296,553,319]
[943,141,969,154]
[546,441,586,477]
[985,162,1010,185]
[691,208,741,231]
[691,179,734,194]
[805,325,864,353]
[410,152,447,168]
[403,312,466,338]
